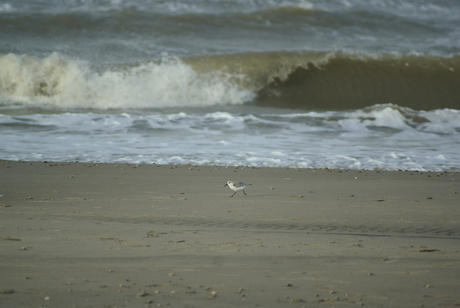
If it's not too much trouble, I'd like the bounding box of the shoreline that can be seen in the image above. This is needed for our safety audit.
[1,160,459,307]
[3,158,459,173]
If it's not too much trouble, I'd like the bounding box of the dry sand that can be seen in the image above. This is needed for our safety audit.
[1,160,459,307]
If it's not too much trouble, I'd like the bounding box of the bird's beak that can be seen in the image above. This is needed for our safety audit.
[224,183,228,187]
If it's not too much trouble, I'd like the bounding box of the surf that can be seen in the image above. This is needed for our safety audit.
[1,51,459,112]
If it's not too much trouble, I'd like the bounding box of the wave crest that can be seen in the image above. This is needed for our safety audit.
[188,51,460,111]
[0,52,254,110]
[2,51,459,111]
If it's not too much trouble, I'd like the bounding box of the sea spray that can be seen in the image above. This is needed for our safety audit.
[0,53,254,109]
[3,52,459,111]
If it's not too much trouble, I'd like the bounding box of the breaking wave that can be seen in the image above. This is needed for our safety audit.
[187,51,460,111]
[0,52,254,110]
[1,51,459,111]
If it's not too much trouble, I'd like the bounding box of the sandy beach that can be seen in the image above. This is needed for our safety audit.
[1,160,459,307]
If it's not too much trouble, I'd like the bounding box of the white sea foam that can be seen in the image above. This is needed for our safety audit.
[0,3,13,12]
[1,106,459,171]
[0,53,254,110]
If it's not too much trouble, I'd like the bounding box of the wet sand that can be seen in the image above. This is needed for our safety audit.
[1,160,459,307]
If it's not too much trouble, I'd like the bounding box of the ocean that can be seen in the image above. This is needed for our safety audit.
[1,0,459,171]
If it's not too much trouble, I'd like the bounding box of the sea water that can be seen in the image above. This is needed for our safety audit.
[1,0,459,171]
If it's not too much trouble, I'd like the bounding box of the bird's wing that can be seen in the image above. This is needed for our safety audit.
[233,182,245,187]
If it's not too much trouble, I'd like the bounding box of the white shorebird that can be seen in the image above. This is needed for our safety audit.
[224,180,251,197]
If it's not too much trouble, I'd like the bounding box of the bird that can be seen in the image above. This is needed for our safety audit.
[224,181,251,197]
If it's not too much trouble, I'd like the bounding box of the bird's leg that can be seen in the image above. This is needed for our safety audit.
[243,190,247,196]
[230,191,236,197]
